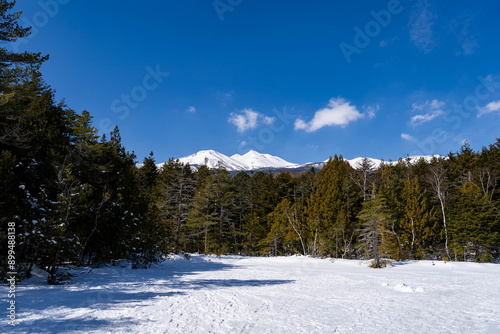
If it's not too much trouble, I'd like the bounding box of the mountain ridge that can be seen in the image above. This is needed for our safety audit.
[147,150,443,172]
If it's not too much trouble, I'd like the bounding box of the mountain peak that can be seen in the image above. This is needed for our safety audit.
[178,149,298,171]
[232,150,299,170]
[164,150,443,173]
[244,150,260,155]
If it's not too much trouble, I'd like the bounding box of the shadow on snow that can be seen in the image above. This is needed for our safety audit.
[5,256,294,333]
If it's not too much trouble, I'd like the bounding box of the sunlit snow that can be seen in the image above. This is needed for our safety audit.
[3,255,500,333]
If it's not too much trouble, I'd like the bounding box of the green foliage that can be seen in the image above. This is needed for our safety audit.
[267,198,307,256]
[450,181,499,261]
[1,0,500,282]
[399,177,437,259]
[308,155,359,257]
[357,189,394,268]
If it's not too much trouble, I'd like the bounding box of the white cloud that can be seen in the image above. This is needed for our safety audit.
[478,100,500,117]
[294,97,370,132]
[228,109,259,133]
[449,16,477,56]
[410,99,445,126]
[409,0,437,53]
[379,36,399,48]
[363,105,379,119]
[186,106,196,113]
[401,133,416,142]
[228,109,275,133]
[294,119,308,130]
[263,116,275,125]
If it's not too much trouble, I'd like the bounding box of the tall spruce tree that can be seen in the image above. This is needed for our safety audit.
[156,159,194,253]
[308,155,357,257]
[450,181,499,262]
[357,188,394,268]
[400,177,436,259]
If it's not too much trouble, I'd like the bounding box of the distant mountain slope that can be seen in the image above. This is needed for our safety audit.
[177,150,248,171]
[231,150,299,170]
[150,150,443,172]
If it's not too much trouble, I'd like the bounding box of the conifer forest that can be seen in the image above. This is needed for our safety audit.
[1,1,500,285]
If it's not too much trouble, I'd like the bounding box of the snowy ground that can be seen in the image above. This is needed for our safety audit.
[2,255,500,333]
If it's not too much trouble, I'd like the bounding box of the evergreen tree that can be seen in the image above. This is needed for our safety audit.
[267,198,307,255]
[450,181,499,262]
[357,189,394,268]
[400,177,436,259]
[308,155,357,257]
[187,166,218,254]
[231,171,252,253]
[156,159,194,253]
[242,171,277,254]
[133,152,162,266]
[426,162,451,259]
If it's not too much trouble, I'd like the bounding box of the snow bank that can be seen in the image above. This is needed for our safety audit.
[2,256,499,333]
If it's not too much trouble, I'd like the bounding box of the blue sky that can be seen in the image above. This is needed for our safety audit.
[10,0,500,164]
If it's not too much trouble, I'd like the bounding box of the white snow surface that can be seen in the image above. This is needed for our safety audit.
[176,150,298,171]
[345,155,442,170]
[4,255,500,333]
[231,150,299,170]
[346,157,384,170]
[177,150,248,171]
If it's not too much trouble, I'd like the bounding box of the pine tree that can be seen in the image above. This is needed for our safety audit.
[138,151,158,191]
[308,155,357,257]
[242,171,277,254]
[357,188,394,268]
[350,157,375,202]
[267,198,307,255]
[231,171,252,253]
[156,159,194,253]
[187,167,218,254]
[450,182,499,262]
[400,177,436,259]
[132,152,162,266]
[426,162,451,259]
[1,0,48,147]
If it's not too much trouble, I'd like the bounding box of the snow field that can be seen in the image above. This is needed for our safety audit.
[2,255,500,333]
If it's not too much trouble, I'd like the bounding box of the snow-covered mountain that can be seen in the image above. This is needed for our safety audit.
[345,157,383,170]
[231,150,299,170]
[153,150,443,172]
[176,150,297,171]
[344,155,441,170]
[177,150,248,171]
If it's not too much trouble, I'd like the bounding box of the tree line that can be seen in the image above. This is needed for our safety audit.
[1,1,499,283]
